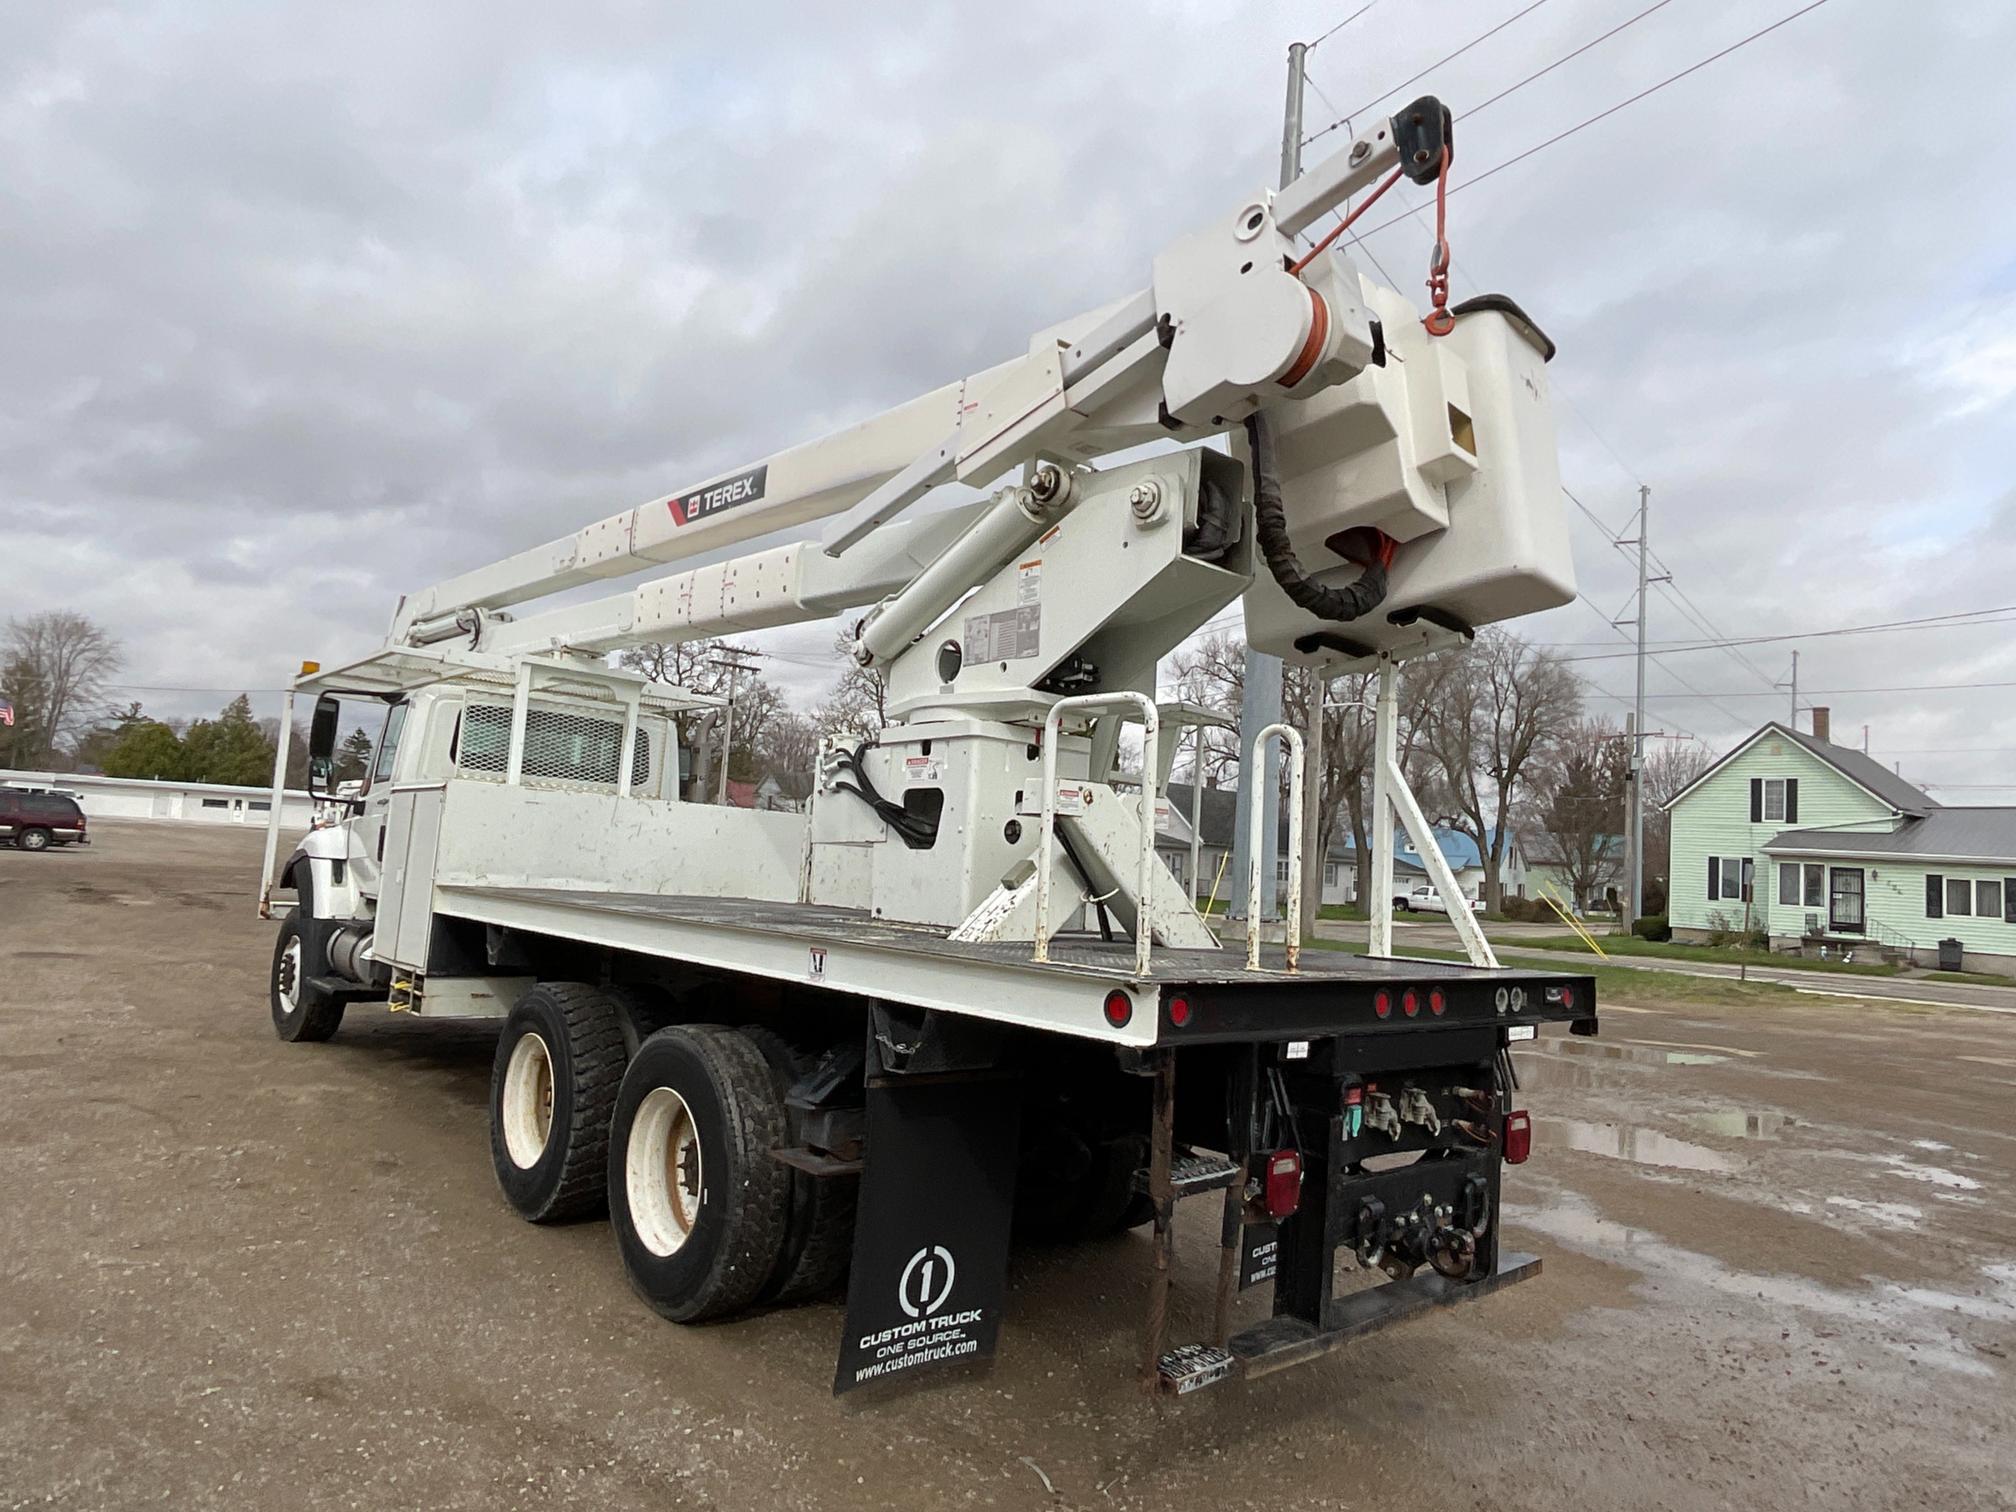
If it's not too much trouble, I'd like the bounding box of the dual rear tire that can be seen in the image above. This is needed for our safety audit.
[488,995,855,1322]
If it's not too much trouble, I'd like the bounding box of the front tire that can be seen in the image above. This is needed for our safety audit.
[270,909,344,1042]
[608,1026,790,1323]
[489,984,628,1223]
[15,827,52,852]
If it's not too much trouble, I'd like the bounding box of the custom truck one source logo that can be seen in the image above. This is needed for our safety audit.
[667,463,767,526]
[897,1245,956,1319]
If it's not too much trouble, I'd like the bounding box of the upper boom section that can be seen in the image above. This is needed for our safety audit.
[390,102,1452,646]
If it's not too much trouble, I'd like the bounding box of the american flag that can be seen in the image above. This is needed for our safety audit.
[0,698,12,727]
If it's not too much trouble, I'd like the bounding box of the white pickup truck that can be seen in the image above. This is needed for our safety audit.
[1395,885,1485,915]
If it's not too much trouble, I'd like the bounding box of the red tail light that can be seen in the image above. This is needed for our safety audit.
[1428,987,1446,1016]
[1264,1149,1303,1218]
[1402,988,1420,1018]
[1168,996,1192,1028]
[1503,1110,1532,1165]
[1103,990,1132,1028]
[1372,989,1391,1019]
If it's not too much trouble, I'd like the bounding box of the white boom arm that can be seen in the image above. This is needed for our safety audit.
[391,104,1455,655]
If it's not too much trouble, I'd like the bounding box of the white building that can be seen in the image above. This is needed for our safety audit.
[0,769,318,829]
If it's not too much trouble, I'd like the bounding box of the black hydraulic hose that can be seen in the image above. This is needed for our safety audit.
[832,741,939,848]
[1053,823,1115,942]
[1245,411,1388,623]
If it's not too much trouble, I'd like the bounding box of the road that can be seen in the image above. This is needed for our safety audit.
[3,823,2013,1510]
[1326,916,2016,1015]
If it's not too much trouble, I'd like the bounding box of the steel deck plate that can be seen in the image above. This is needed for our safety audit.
[439,885,1561,986]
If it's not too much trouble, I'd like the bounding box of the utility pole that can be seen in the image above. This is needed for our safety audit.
[1624,485,1655,929]
[1230,40,1303,925]
[711,645,761,804]
[1789,650,1798,725]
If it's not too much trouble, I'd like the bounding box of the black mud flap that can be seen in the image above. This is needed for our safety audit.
[832,1072,1021,1395]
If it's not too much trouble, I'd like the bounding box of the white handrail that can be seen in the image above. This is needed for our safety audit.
[1034,692,1160,977]
[1245,723,1305,972]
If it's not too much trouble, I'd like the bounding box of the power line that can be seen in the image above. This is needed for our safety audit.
[1464,0,1681,122]
[1304,0,1557,148]
[1599,679,2016,700]
[1556,604,2016,665]
[1345,0,1839,244]
[1306,1,1380,52]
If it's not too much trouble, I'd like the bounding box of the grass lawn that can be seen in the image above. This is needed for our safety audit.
[1924,969,2013,986]
[1197,899,1366,921]
[1498,932,1902,978]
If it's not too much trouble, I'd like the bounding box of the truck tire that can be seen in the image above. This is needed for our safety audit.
[743,1027,858,1305]
[15,827,52,852]
[489,983,628,1223]
[270,908,345,1043]
[608,1026,789,1323]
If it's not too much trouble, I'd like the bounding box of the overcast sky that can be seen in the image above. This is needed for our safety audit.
[5,0,2014,795]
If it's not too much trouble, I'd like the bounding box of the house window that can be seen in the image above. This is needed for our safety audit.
[1803,865,1824,907]
[1946,878,1972,917]
[1978,880,2002,920]
[1762,779,1787,822]
[1778,863,1799,906]
[200,797,229,809]
[1275,859,1289,884]
[1720,857,1744,901]
[1325,863,1338,887]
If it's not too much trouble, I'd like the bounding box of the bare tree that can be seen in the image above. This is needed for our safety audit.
[1165,630,1247,788]
[815,629,891,742]
[1,611,122,769]
[1410,629,1581,912]
[1535,719,1630,911]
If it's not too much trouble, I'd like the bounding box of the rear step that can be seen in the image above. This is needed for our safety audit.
[1135,1150,1240,1199]
[1155,1252,1543,1392]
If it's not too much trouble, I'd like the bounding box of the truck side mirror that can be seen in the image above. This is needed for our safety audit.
[308,696,340,797]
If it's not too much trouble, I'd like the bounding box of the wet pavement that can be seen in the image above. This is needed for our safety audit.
[4,824,2015,1510]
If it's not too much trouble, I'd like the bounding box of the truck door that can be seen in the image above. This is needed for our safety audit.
[351,699,410,896]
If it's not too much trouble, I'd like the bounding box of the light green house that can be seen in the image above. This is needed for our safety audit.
[1665,716,2016,976]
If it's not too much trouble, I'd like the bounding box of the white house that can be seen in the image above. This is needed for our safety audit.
[0,769,318,829]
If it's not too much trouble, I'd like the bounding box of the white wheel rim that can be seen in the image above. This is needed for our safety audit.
[502,1032,556,1169]
[627,1086,703,1257]
[278,937,303,1012]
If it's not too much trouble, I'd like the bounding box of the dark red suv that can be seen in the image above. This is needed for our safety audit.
[0,788,89,851]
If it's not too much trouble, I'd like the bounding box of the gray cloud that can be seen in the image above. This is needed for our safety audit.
[3,0,2014,797]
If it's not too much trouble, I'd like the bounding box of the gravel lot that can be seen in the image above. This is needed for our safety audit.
[4,822,2014,1510]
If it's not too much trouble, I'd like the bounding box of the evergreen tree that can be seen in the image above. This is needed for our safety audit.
[179,694,276,785]
[102,720,187,780]
[333,727,374,784]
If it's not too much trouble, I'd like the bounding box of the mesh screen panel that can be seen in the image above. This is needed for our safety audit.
[458,703,650,789]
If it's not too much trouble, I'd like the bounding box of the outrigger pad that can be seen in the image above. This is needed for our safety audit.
[832,1072,1021,1394]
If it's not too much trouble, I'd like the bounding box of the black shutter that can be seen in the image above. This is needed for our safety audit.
[1926,875,1943,919]
[2005,878,2016,924]
[1785,779,1798,823]
[1708,856,1720,901]
[1749,779,1763,823]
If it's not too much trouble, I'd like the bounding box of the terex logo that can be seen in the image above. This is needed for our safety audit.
[667,463,767,526]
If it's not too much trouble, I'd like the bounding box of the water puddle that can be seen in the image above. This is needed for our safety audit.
[1686,1110,1798,1139]
[1826,1196,1924,1232]
[1535,1118,1738,1174]
[1509,1197,2016,1378]
[1515,1040,1730,1091]
[1866,1154,1984,1192]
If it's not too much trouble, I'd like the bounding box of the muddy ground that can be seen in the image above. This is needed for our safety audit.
[2,822,2013,1511]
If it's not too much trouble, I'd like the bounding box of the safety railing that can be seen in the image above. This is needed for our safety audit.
[1245,724,1306,972]
[1034,692,1160,977]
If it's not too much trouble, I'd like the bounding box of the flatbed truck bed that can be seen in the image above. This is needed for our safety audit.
[429,884,1594,1049]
